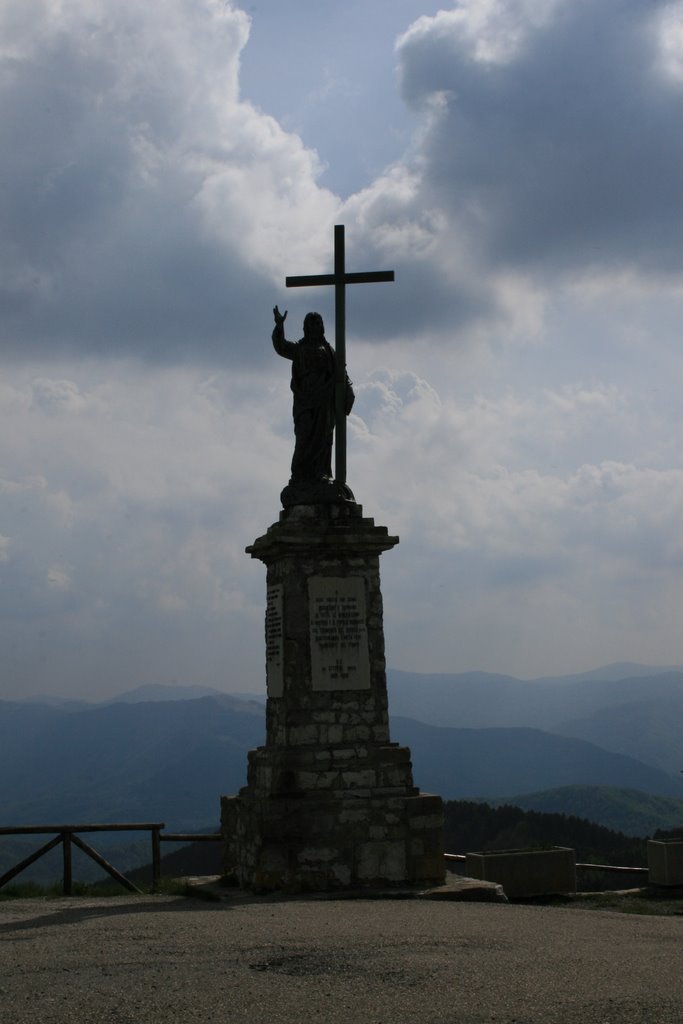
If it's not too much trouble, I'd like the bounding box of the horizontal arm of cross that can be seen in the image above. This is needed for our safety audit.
[286,270,394,288]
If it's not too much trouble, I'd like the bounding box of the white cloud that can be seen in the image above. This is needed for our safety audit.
[31,378,93,415]
[47,564,72,590]
[657,1,683,82]
[0,359,285,697]
[1,339,681,694]
[397,0,564,67]
[350,366,683,586]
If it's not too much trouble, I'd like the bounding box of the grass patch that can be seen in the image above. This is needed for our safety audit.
[0,880,126,900]
[566,888,683,917]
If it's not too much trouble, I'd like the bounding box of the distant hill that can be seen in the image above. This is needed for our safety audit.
[104,684,267,707]
[387,666,683,774]
[106,683,227,703]
[551,697,683,775]
[487,786,683,837]
[532,662,683,683]
[0,696,263,830]
[387,665,683,730]
[18,695,92,709]
[392,717,683,803]
[2,694,682,840]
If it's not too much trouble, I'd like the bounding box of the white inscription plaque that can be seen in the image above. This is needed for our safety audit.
[309,576,370,691]
[265,584,284,698]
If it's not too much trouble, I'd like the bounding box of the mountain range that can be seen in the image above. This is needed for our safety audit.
[387,664,683,774]
[1,663,682,838]
[0,695,263,830]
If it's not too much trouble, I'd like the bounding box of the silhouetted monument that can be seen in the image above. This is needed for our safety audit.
[272,306,354,506]
[221,225,445,891]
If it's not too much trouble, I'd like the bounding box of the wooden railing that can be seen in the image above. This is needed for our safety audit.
[0,824,222,895]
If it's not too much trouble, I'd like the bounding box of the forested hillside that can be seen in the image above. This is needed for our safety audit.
[443,800,647,867]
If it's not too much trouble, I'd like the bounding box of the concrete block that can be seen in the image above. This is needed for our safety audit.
[648,840,683,886]
[465,847,576,898]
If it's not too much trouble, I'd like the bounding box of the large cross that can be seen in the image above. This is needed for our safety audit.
[286,224,394,487]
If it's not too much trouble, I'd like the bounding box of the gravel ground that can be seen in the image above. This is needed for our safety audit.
[1,893,682,1023]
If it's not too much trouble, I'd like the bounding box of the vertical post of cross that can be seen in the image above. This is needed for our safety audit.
[334,225,347,485]
[285,224,394,492]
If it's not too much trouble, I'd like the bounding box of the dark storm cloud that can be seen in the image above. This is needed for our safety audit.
[1,0,679,367]
[397,0,682,276]
[1,208,271,366]
[0,0,315,366]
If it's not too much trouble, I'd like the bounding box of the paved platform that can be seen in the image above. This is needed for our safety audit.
[1,891,682,1023]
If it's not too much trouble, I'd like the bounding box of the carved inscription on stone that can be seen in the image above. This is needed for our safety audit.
[309,576,370,691]
[266,584,284,698]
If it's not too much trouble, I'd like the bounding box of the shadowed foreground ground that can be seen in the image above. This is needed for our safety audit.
[1,893,682,1023]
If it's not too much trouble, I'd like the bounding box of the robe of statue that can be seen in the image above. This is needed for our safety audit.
[272,314,353,484]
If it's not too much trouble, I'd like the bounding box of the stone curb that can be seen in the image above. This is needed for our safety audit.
[179,873,507,904]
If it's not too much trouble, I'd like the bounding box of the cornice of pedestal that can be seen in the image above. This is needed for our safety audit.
[246,502,399,564]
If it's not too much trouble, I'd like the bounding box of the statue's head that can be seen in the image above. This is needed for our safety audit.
[303,312,324,342]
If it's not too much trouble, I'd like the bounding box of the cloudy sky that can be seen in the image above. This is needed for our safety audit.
[1,0,682,701]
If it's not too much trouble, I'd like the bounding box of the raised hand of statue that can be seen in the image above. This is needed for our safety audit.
[273,305,288,327]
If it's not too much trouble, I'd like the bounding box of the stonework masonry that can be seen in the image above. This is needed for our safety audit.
[221,500,445,892]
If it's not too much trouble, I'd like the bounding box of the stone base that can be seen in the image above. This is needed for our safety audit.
[222,778,444,893]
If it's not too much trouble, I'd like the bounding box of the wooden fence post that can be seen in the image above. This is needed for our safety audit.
[152,827,161,893]
[62,832,72,896]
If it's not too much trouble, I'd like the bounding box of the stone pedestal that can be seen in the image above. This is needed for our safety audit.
[221,500,445,892]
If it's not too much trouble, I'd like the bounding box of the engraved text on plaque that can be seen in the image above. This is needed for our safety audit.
[309,576,370,690]
[266,584,284,697]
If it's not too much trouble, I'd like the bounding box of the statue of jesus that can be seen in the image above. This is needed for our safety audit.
[272,306,354,486]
